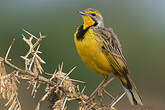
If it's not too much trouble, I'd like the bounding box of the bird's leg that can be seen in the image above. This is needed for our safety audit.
[87,76,108,102]
[97,76,115,105]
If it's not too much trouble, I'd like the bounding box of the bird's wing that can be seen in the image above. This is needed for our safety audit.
[94,27,128,74]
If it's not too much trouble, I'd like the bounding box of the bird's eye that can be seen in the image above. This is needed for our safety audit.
[91,13,96,16]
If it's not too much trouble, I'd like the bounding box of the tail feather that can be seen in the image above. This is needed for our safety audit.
[120,74,143,106]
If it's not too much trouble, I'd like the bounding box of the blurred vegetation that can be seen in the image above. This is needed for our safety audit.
[0,0,165,110]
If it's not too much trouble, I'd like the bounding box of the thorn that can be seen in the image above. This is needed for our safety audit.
[53,69,57,74]
[68,66,76,75]
[81,86,86,94]
[5,38,15,60]
[59,66,76,86]
[62,97,67,110]
[70,79,86,84]
[23,29,38,39]
[45,72,53,76]
[28,45,40,71]
[58,62,63,75]
[111,92,126,107]
[60,62,64,71]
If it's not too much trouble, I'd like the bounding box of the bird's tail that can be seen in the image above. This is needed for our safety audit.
[119,74,143,106]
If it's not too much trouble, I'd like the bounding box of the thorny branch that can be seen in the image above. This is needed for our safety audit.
[0,30,126,110]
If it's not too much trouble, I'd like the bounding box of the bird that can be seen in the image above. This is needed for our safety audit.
[74,8,143,106]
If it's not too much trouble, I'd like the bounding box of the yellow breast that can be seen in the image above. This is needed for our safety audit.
[74,28,113,76]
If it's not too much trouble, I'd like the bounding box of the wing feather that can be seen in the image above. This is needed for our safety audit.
[93,27,128,74]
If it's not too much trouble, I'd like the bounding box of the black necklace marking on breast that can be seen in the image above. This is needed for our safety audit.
[76,18,98,40]
[76,25,90,40]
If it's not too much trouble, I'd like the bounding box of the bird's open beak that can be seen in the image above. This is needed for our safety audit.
[79,11,89,16]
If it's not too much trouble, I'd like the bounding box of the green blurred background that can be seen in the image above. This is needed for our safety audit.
[0,0,165,110]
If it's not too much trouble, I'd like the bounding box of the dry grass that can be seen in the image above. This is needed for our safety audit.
[0,30,126,110]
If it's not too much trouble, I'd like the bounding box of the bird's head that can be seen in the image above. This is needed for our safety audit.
[79,8,104,30]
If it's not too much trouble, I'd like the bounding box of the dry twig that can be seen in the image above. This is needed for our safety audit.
[0,30,126,110]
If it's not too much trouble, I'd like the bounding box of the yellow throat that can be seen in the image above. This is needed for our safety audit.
[82,16,95,30]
